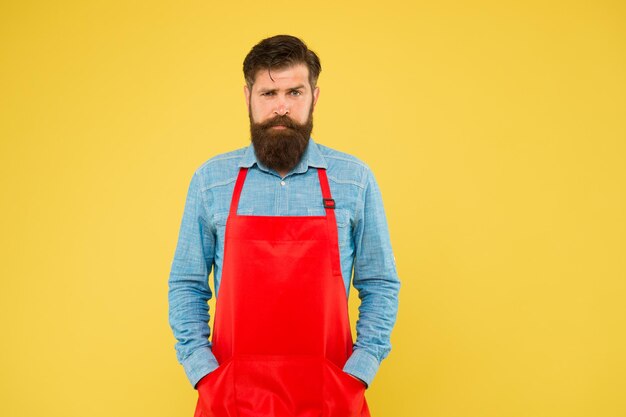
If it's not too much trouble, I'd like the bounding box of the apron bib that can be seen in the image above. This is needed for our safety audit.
[194,167,371,417]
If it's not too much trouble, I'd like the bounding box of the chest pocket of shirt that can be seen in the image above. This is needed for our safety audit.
[307,207,351,249]
[212,209,254,244]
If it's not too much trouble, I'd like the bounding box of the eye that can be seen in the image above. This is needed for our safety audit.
[261,92,275,96]
[290,90,302,96]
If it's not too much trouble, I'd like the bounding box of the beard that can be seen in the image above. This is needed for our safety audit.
[249,104,314,174]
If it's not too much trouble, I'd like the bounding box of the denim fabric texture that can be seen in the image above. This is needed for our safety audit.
[168,137,400,389]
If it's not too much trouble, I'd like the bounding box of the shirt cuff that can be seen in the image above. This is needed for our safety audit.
[182,346,220,389]
[342,348,379,389]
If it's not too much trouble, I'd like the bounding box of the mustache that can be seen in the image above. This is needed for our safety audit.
[257,115,299,130]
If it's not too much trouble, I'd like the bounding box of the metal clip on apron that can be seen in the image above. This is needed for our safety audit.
[194,167,371,417]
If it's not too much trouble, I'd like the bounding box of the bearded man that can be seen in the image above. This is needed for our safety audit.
[168,34,400,417]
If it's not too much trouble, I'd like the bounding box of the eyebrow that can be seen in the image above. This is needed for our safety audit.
[258,84,306,94]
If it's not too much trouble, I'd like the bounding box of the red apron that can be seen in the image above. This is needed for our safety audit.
[194,167,371,417]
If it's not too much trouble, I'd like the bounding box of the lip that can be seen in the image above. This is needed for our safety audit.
[271,125,288,129]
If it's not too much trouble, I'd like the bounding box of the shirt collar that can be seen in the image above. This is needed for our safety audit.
[238,136,328,175]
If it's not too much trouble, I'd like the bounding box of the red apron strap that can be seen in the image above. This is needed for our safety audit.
[229,167,249,217]
[317,168,342,278]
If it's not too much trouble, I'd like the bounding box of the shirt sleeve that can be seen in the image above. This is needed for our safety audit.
[342,167,401,388]
[168,170,220,389]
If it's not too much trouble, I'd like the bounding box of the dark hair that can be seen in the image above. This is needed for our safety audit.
[243,34,321,91]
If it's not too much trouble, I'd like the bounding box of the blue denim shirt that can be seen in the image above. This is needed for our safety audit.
[168,137,400,389]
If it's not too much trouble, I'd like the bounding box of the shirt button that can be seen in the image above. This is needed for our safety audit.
[280,181,286,186]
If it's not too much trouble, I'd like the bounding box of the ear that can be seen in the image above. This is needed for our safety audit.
[244,85,251,108]
[312,86,320,108]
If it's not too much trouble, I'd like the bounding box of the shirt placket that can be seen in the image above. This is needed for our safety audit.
[277,176,289,215]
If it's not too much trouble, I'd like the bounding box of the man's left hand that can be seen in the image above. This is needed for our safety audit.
[347,373,367,388]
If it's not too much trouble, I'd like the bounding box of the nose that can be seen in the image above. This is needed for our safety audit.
[273,100,290,116]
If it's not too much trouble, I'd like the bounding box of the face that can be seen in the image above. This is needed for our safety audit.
[244,63,320,173]
[245,63,320,126]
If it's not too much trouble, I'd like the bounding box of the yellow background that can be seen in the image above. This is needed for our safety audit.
[1,1,625,416]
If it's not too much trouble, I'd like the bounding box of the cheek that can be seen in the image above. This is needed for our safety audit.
[250,103,268,122]
[259,102,275,115]
[296,104,312,122]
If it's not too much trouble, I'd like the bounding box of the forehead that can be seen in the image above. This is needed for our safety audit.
[252,63,310,91]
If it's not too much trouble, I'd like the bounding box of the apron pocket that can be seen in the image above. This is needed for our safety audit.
[196,358,237,417]
[234,354,322,417]
[322,358,366,417]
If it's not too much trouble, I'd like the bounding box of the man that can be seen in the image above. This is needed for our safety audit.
[168,34,400,417]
